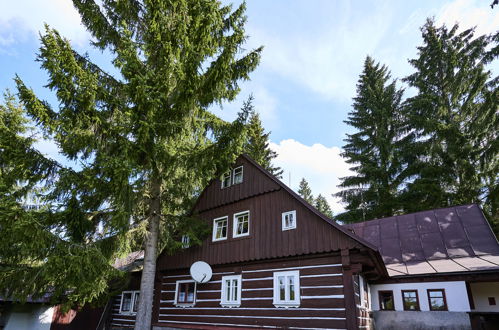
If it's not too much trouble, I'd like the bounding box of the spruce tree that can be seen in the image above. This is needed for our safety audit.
[402,19,498,231]
[336,56,406,223]
[315,194,333,219]
[243,96,283,178]
[298,178,314,205]
[4,1,262,329]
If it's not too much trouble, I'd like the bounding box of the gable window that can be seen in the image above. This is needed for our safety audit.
[175,280,196,306]
[181,235,190,248]
[232,166,244,184]
[119,291,140,314]
[221,275,242,307]
[379,291,394,310]
[221,171,231,188]
[427,289,447,311]
[282,210,297,230]
[402,290,420,311]
[273,270,300,307]
[233,211,250,238]
[212,216,228,241]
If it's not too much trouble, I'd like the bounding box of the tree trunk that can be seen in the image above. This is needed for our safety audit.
[134,178,161,330]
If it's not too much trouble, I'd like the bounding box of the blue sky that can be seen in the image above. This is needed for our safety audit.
[1,0,498,213]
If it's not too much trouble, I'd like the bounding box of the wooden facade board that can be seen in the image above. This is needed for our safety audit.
[158,188,364,270]
[154,256,351,329]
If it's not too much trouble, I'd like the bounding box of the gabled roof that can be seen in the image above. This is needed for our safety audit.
[157,155,387,277]
[344,204,499,277]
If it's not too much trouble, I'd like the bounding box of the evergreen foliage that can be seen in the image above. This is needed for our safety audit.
[315,194,333,219]
[402,19,498,231]
[2,1,261,328]
[336,56,406,223]
[243,95,283,178]
[297,178,314,205]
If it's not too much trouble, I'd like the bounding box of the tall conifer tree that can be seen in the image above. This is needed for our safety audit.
[298,178,314,205]
[242,96,283,178]
[402,20,498,232]
[315,194,333,219]
[336,56,406,223]
[3,1,262,328]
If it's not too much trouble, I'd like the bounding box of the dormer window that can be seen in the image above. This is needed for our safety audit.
[282,210,297,230]
[232,166,243,184]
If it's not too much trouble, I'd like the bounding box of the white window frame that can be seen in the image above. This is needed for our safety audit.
[220,275,242,307]
[232,166,244,185]
[282,210,297,231]
[233,210,250,238]
[212,216,228,242]
[119,290,140,314]
[174,280,197,307]
[273,270,300,308]
[181,235,190,248]
[221,171,232,188]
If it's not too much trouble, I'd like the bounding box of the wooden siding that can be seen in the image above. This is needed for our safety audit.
[194,157,280,213]
[154,256,351,329]
[158,188,365,270]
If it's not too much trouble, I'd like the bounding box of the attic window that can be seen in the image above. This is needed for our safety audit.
[232,166,243,184]
[181,235,190,248]
[221,171,231,188]
[282,210,297,230]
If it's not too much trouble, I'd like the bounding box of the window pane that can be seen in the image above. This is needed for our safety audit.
[279,276,286,301]
[121,292,132,312]
[225,279,231,301]
[236,213,249,235]
[380,292,394,310]
[233,167,243,184]
[222,172,231,188]
[186,282,195,303]
[402,291,418,310]
[288,276,295,301]
[132,292,140,312]
[232,279,238,301]
[215,218,227,239]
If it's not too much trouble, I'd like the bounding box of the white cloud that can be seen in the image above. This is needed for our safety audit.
[247,1,394,102]
[270,139,353,214]
[0,0,89,47]
[437,0,499,36]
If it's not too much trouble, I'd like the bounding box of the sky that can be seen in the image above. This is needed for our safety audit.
[1,0,498,214]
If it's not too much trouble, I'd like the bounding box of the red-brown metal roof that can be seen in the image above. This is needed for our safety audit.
[345,204,499,276]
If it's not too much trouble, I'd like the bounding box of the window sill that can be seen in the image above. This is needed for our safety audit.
[174,304,195,308]
[273,303,300,308]
[119,312,137,315]
[220,303,241,308]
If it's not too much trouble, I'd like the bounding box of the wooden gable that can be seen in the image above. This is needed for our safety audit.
[157,155,380,271]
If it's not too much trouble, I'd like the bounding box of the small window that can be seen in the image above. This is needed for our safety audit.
[221,275,242,307]
[427,289,447,311]
[212,216,228,241]
[221,171,231,188]
[233,211,250,238]
[175,281,196,306]
[488,297,496,306]
[232,166,243,185]
[402,290,420,311]
[119,291,140,314]
[379,291,394,310]
[181,235,190,248]
[273,270,300,307]
[282,210,297,230]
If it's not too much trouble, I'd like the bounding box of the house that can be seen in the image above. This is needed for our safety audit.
[346,204,499,329]
[105,155,499,329]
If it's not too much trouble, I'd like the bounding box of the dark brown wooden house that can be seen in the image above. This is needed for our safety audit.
[108,155,387,329]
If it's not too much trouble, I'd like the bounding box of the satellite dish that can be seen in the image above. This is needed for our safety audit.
[190,261,212,283]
